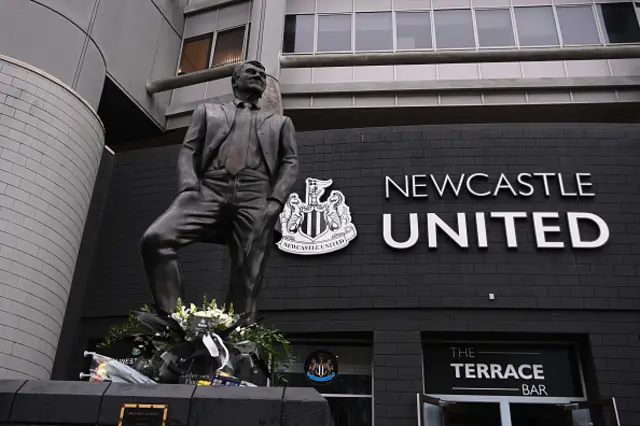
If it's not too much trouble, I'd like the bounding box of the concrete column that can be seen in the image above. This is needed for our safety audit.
[0,55,105,379]
[249,0,286,115]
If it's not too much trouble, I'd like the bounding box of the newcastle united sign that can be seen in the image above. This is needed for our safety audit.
[383,172,610,250]
[277,172,611,255]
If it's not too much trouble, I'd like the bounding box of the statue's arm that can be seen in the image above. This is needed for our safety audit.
[269,117,299,206]
[177,103,206,193]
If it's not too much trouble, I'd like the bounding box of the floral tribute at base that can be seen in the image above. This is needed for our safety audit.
[80,298,292,387]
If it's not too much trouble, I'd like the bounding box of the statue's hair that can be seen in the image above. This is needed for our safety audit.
[231,60,265,87]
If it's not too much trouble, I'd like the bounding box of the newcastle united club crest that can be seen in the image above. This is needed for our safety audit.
[304,350,338,384]
[277,178,357,255]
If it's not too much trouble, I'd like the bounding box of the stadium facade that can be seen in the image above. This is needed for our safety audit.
[1,0,640,425]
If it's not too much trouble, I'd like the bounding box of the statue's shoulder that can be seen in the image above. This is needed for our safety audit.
[200,101,229,113]
[262,111,292,126]
[194,101,232,121]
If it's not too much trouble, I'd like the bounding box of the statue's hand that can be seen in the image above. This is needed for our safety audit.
[180,181,200,193]
[265,199,283,226]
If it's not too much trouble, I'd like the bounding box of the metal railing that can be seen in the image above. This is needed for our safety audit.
[145,45,640,95]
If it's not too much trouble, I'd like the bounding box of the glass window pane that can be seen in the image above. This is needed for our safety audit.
[327,397,372,426]
[211,26,245,67]
[283,14,315,53]
[515,7,559,46]
[447,403,502,426]
[274,344,372,395]
[598,3,640,44]
[178,35,212,75]
[476,9,515,47]
[557,6,600,45]
[318,14,352,52]
[511,403,575,425]
[396,12,432,49]
[356,12,393,51]
[434,9,475,49]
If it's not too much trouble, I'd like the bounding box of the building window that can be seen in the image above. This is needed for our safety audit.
[178,34,212,75]
[556,6,600,45]
[396,11,432,50]
[211,26,246,67]
[514,6,559,46]
[317,14,352,52]
[283,14,315,53]
[274,341,373,426]
[598,2,640,44]
[356,12,393,51]
[281,3,638,55]
[434,9,475,49]
[475,9,515,47]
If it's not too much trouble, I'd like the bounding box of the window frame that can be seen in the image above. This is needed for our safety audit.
[513,5,562,48]
[283,14,316,55]
[432,8,477,51]
[355,11,395,52]
[473,7,518,49]
[394,10,434,52]
[280,2,640,56]
[210,24,249,68]
[316,12,354,53]
[269,338,375,424]
[596,1,640,45]
[176,33,213,76]
[555,4,603,47]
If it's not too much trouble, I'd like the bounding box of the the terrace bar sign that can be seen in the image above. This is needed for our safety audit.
[423,342,583,397]
[383,173,609,249]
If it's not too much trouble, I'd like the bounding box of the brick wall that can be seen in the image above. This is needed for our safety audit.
[0,55,104,379]
[85,123,640,315]
[82,122,640,424]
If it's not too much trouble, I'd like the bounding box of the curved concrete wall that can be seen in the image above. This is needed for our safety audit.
[0,0,107,110]
[0,0,184,125]
[0,55,105,379]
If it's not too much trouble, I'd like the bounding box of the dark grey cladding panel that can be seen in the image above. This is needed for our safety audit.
[98,383,197,426]
[85,123,640,318]
[0,380,26,422]
[282,387,333,426]
[190,386,284,426]
[10,380,110,424]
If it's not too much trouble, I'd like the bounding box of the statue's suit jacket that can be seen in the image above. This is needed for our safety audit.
[175,101,299,243]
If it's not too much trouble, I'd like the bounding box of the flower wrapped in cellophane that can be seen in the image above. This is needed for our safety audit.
[80,351,156,383]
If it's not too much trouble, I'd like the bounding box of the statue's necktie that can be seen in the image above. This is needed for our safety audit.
[225,104,253,175]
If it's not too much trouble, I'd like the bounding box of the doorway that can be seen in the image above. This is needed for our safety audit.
[417,394,621,426]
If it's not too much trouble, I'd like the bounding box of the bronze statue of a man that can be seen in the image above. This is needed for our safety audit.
[141,60,298,319]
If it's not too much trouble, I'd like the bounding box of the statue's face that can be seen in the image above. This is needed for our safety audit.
[234,63,266,97]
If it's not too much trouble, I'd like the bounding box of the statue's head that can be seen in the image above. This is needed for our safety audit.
[231,60,266,99]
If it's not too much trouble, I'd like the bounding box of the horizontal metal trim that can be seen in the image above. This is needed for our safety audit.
[280,45,640,68]
[280,76,640,96]
[184,0,249,16]
[146,63,236,94]
[164,76,640,117]
[149,45,640,94]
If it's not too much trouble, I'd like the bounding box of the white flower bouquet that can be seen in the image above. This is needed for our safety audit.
[88,297,292,386]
